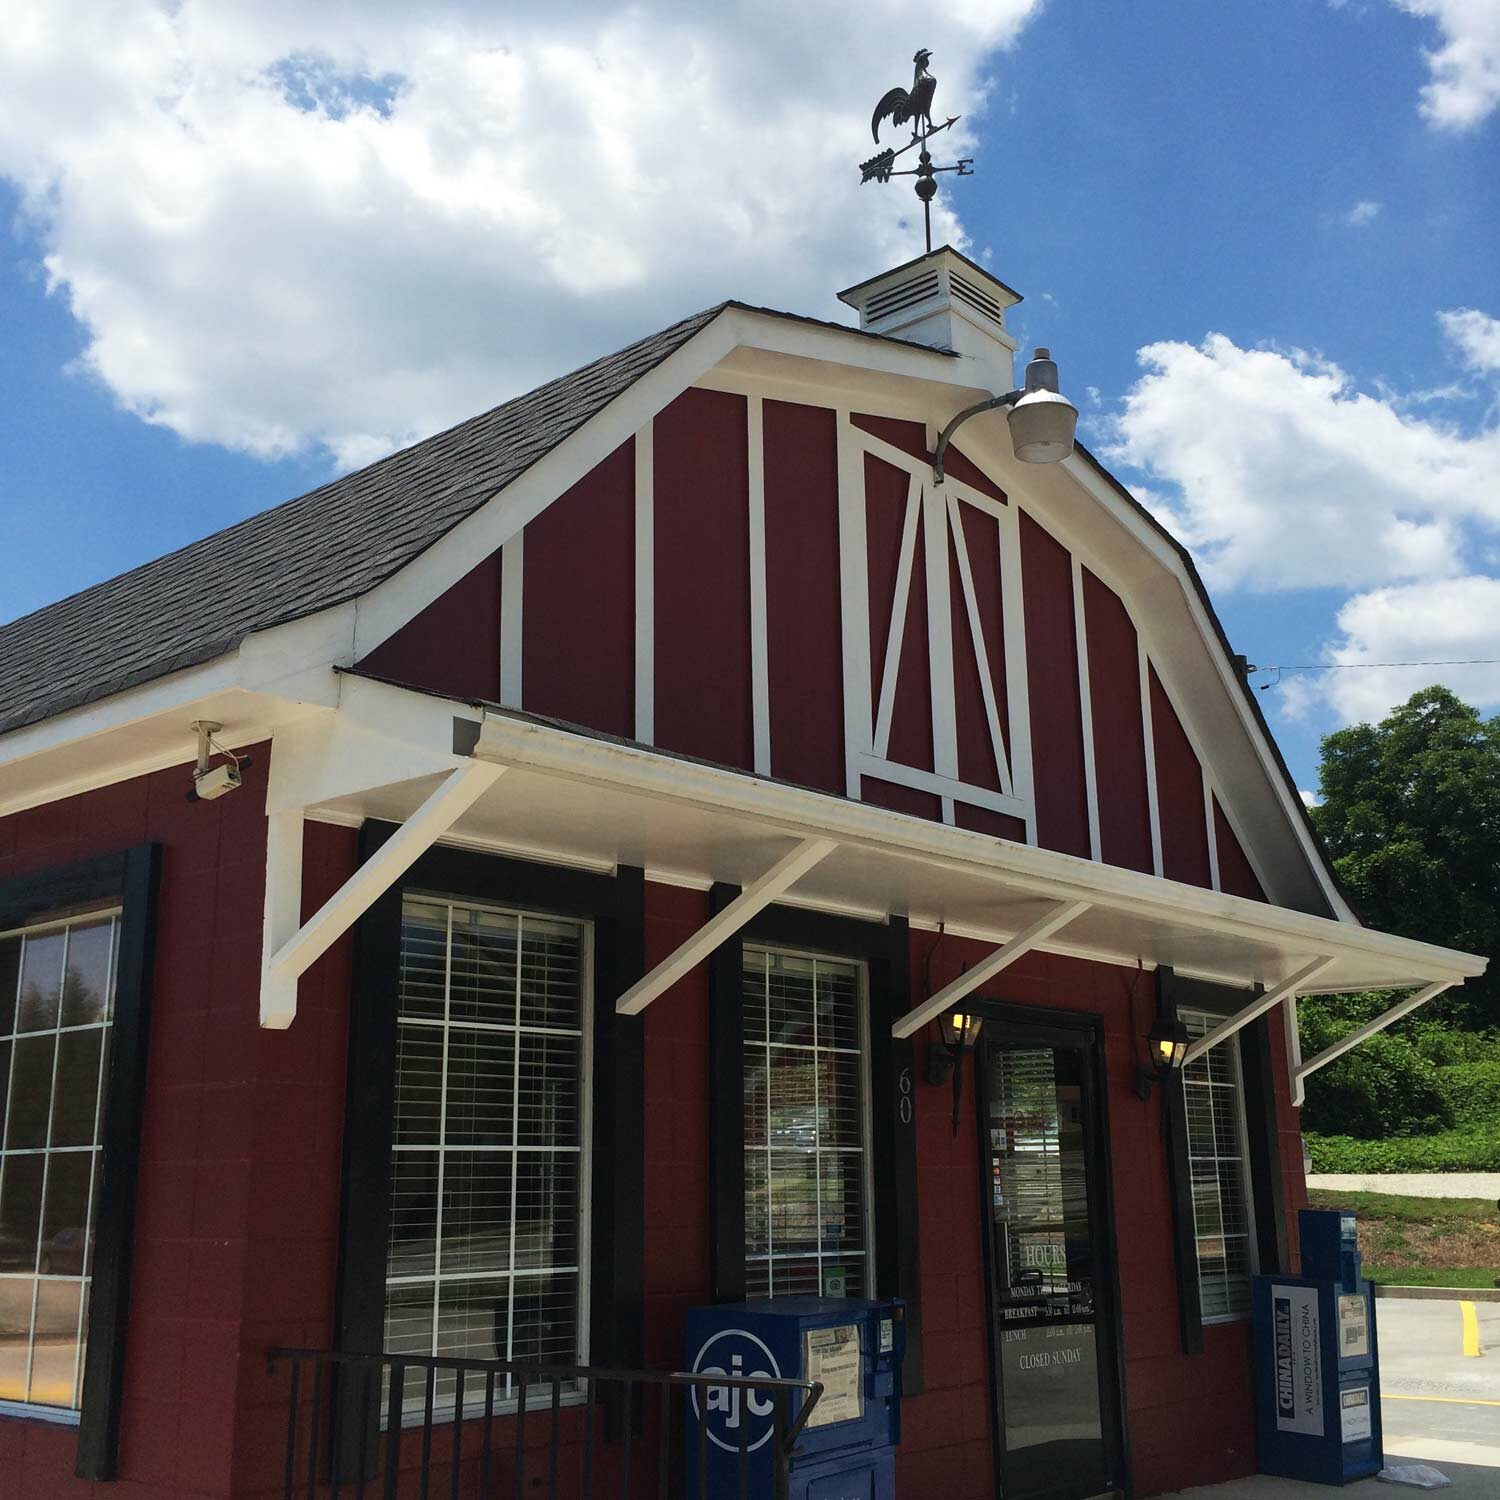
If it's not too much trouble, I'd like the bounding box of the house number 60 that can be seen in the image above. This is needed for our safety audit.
[898,1067,913,1124]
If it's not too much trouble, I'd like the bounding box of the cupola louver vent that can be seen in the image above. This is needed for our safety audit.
[837,246,1023,394]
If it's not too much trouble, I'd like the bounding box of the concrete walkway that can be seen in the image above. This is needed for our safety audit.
[1307,1173,1500,1200]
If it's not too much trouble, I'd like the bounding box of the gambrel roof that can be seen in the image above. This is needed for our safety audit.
[0,294,1349,918]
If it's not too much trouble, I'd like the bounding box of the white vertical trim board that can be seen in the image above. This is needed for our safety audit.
[1204,770,1222,892]
[836,410,872,798]
[1138,639,1164,877]
[746,397,771,775]
[500,533,525,707]
[998,501,1036,845]
[922,482,959,784]
[1071,555,1102,862]
[633,421,654,745]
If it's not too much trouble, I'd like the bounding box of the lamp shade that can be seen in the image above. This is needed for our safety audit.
[1007,387,1079,464]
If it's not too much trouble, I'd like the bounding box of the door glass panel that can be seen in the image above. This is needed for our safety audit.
[986,1041,1110,1500]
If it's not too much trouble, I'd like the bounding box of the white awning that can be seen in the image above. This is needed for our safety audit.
[257,675,1485,1043]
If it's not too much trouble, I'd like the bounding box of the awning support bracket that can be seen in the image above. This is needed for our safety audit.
[1294,979,1454,1103]
[1179,955,1337,1068]
[614,837,838,1015]
[891,899,1092,1040]
[258,759,506,1029]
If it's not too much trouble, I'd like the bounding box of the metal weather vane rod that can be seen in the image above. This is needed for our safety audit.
[859,49,974,252]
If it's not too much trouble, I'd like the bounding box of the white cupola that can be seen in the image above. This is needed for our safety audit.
[837,245,1022,396]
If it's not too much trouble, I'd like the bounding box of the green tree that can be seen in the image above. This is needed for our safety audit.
[1311,685,1500,1032]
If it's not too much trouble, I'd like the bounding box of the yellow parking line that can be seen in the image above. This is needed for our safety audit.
[1385,1394,1500,1407]
[1460,1299,1480,1358]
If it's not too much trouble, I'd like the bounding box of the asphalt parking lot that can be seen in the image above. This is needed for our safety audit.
[1376,1296,1498,1470]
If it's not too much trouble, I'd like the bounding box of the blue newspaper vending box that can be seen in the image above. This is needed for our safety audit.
[684,1297,904,1500]
[1253,1209,1383,1485]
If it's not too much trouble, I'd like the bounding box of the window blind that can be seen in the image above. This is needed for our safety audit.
[1181,1009,1256,1320]
[384,898,589,1411]
[742,947,871,1299]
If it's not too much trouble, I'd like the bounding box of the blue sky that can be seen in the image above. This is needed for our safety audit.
[1,1,1497,793]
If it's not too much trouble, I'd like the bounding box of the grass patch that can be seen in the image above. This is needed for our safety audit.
[1363,1265,1500,1289]
[1307,1188,1500,1286]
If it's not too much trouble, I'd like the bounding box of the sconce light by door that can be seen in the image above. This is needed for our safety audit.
[1134,1013,1190,1100]
[927,1010,984,1135]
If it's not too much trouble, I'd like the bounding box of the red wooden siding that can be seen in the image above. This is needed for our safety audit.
[652,388,754,770]
[763,399,844,795]
[866,454,934,775]
[352,388,1260,904]
[1148,666,1212,888]
[1080,568,1154,874]
[853,411,928,463]
[1019,511,1091,858]
[359,552,501,702]
[1213,795,1267,901]
[950,502,1008,795]
[523,437,636,736]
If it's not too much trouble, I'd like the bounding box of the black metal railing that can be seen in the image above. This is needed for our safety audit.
[267,1348,823,1500]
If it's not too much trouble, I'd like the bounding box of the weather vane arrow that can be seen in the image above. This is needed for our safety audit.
[859,48,974,251]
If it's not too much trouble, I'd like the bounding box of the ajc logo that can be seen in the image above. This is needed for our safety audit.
[689,1329,782,1453]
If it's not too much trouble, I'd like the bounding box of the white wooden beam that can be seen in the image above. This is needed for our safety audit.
[1283,989,1306,1105]
[259,807,306,1029]
[259,760,506,1027]
[615,837,837,1015]
[1181,955,1337,1067]
[892,899,1092,1040]
[1296,980,1453,1089]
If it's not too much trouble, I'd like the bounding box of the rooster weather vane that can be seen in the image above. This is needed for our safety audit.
[861,48,972,252]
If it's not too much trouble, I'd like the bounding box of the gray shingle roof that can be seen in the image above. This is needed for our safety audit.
[0,304,732,736]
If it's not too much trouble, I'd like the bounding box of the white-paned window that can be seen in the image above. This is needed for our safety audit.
[0,911,119,1413]
[743,947,873,1299]
[1181,1009,1257,1320]
[384,898,591,1410]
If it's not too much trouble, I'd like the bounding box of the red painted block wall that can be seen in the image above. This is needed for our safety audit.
[0,752,356,1500]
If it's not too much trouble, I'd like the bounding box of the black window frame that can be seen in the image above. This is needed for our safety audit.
[706,896,923,1392]
[334,825,645,1469]
[0,842,161,1481]
[1156,967,1288,1355]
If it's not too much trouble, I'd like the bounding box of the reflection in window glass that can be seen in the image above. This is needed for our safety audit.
[0,912,118,1411]
[1181,1010,1257,1319]
[384,899,589,1414]
[742,948,871,1299]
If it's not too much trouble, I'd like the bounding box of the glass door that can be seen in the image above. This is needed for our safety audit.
[979,1022,1124,1500]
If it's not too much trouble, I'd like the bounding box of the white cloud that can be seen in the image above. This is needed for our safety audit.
[1440,307,1500,373]
[0,2,1046,468]
[1393,0,1500,130]
[1345,199,1382,225]
[1299,788,1320,808]
[1281,574,1500,723]
[1101,329,1500,591]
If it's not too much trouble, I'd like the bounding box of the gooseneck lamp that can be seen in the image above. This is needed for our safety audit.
[932,347,1080,482]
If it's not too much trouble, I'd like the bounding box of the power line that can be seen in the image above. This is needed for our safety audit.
[1253,658,1500,673]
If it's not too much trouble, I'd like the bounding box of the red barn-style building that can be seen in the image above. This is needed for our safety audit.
[0,248,1484,1500]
